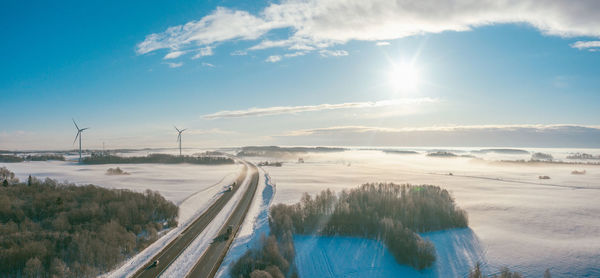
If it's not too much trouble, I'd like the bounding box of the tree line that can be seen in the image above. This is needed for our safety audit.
[232,183,468,277]
[82,153,234,165]
[0,167,178,277]
[469,263,552,278]
[0,154,65,163]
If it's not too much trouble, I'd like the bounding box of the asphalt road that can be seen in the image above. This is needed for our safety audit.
[187,164,260,278]
[131,164,251,278]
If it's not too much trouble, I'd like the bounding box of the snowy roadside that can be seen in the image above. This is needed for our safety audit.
[160,161,254,277]
[102,165,243,278]
[215,167,276,278]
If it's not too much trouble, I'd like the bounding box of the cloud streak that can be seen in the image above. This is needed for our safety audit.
[265,55,282,62]
[165,62,183,68]
[279,124,600,148]
[203,98,438,119]
[571,41,600,51]
[138,1,600,61]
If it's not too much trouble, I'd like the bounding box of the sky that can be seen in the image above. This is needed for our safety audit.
[1,0,600,150]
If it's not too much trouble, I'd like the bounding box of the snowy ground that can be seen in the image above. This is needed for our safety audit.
[240,148,600,277]
[294,228,486,278]
[0,160,242,206]
[160,161,253,278]
[215,167,276,278]
[0,158,245,277]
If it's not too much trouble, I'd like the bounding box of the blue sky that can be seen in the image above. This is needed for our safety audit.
[1,0,600,149]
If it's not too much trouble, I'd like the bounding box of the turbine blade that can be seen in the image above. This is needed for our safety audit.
[81,127,89,131]
[72,119,79,130]
[73,132,80,145]
[174,126,180,132]
[181,128,187,132]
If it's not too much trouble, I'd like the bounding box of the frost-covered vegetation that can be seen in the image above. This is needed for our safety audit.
[427,151,457,157]
[0,154,66,162]
[0,168,178,277]
[231,183,468,277]
[531,152,553,161]
[0,155,24,162]
[566,153,600,160]
[257,161,283,167]
[468,263,552,278]
[83,153,234,165]
[237,146,345,157]
[382,149,419,154]
[106,167,129,175]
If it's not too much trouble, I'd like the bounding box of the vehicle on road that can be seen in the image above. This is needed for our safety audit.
[213,225,235,242]
[225,225,233,239]
[147,260,159,268]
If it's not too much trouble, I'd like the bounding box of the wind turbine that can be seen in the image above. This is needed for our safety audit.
[174,126,187,156]
[72,119,89,163]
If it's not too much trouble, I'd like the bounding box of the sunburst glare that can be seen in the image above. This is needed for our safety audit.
[388,61,420,93]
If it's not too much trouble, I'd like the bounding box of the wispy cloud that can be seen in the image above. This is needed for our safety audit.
[164,51,186,59]
[203,98,438,119]
[202,62,215,67]
[278,124,600,147]
[138,1,600,63]
[285,124,600,136]
[192,46,214,59]
[250,39,293,50]
[165,62,183,68]
[265,55,282,63]
[230,50,247,56]
[319,49,349,57]
[570,41,600,51]
[376,41,391,46]
[284,51,307,58]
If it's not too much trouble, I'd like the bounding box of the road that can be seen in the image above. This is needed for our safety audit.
[187,164,260,278]
[131,163,254,278]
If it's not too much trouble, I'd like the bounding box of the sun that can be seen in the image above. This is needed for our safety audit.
[388,62,420,92]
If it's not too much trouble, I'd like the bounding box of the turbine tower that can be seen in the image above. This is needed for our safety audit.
[72,119,89,163]
[174,126,187,156]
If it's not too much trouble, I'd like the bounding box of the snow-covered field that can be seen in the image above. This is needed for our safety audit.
[0,159,242,206]
[216,167,276,278]
[240,149,600,277]
[0,156,245,277]
[160,161,253,278]
[4,147,599,277]
[294,228,486,278]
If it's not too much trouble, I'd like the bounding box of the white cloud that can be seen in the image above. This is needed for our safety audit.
[192,46,214,59]
[138,1,600,61]
[570,41,600,51]
[279,124,600,148]
[249,39,293,50]
[230,50,248,56]
[286,124,600,135]
[202,98,437,119]
[319,49,348,57]
[284,51,307,57]
[137,7,278,55]
[265,55,282,63]
[163,51,186,59]
[165,62,183,68]
[202,62,215,67]
[376,41,391,46]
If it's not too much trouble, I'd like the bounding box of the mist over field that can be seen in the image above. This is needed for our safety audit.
[238,147,600,277]
[3,1,600,277]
